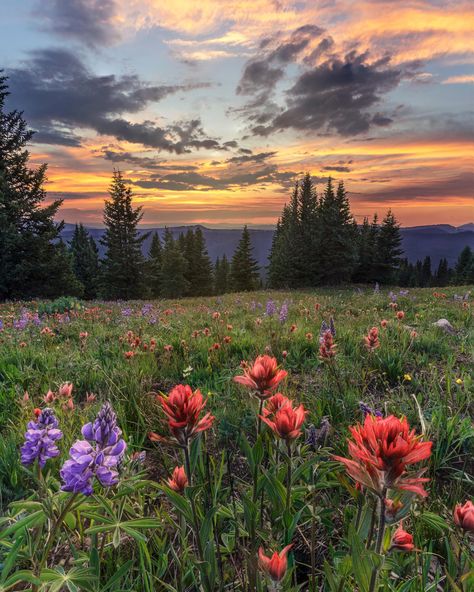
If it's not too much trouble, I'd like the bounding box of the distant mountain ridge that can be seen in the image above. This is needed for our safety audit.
[61,223,474,269]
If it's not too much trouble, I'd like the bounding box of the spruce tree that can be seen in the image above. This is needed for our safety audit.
[160,228,189,298]
[435,257,449,286]
[69,224,99,298]
[298,173,319,285]
[375,210,403,283]
[0,74,78,299]
[353,217,372,282]
[148,232,163,297]
[421,256,432,287]
[268,184,301,288]
[317,179,357,283]
[214,254,230,294]
[455,246,474,284]
[231,225,260,291]
[100,170,148,299]
[191,227,213,295]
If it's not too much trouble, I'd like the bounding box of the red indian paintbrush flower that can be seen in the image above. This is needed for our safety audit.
[333,414,432,497]
[319,330,336,360]
[149,384,214,446]
[263,393,291,417]
[167,466,188,493]
[258,544,293,582]
[261,400,306,441]
[391,524,415,551]
[364,327,380,350]
[454,500,474,532]
[233,354,287,399]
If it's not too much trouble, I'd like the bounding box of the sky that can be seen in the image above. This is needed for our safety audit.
[1,0,473,227]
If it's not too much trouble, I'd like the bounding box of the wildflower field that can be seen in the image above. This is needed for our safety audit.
[0,287,473,592]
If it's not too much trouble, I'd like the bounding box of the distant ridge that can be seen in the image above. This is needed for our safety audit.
[61,223,474,269]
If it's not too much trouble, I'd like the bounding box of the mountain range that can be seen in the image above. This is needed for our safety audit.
[61,223,474,270]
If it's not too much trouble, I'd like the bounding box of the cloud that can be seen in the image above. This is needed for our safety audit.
[6,48,224,153]
[442,74,474,84]
[356,172,474,203]
[130,165,300,192]
[237,25,324,95]
[34,0,120,48]
[246,50,404,137]
[322,165,351,172]
[100,149,199,170]
[225,151,277,165]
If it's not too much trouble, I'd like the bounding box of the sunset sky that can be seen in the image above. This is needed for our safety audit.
[2,0,474,227]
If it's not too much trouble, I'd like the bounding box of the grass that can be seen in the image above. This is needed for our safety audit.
[0,286,472,590]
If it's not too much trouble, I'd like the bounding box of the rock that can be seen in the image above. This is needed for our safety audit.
[433,319,455,334]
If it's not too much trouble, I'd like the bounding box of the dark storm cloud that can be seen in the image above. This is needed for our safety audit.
[6,48,222,153]
[34,0,119,48]
[251,51,403,137]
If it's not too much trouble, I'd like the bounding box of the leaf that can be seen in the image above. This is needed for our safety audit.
[100,560,133,592]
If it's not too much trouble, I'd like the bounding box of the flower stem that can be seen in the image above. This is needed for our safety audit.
[368,490,387,592]
[38,493,79,573]
[183,442,212,592]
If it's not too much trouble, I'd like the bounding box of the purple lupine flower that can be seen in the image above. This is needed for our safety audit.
[374,282,380,293]
[329,317,336,337]
[279,302,288,324]
[141,303,152,316]
[266,299,276,317]
[121,307,132,317]
[359,401,383,418]
[21,408,63,467]
[60,402,126,496]
[319,320,329,343]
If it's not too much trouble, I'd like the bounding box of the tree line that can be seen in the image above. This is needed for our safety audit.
[1,74,472,301]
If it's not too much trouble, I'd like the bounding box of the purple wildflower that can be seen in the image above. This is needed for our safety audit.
[266,299,276,317]
[329,317,336,337]
[374,282,380,293]
[319,321,328,343]
[60,402,126,496]
[21,408,63,468]
[359,401,383,418]
[279,302,288,324]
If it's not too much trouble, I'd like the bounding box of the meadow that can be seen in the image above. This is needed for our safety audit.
[0,287,472,591]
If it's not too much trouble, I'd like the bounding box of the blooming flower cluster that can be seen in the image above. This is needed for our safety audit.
[149,384,214,446]
[334,414,432,497]
[60,402,126,495]
[21,408,63,467]
[234,355,287,399]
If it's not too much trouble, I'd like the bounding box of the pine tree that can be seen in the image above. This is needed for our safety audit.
[298,173,319,285]
[69,224,99,298]
[160,228,189,298]
[435,258,449,286]
[231,225,260,291]
[191,227,213,295]
[100,170,148,299]
[420,256,432,287]
[353,217,372,282]
[317,179,357,283]
[148,232,163,297]
[214,254,230,294]
[375,209,403,283]
[0,74,79,299]
[455,246,474,284]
